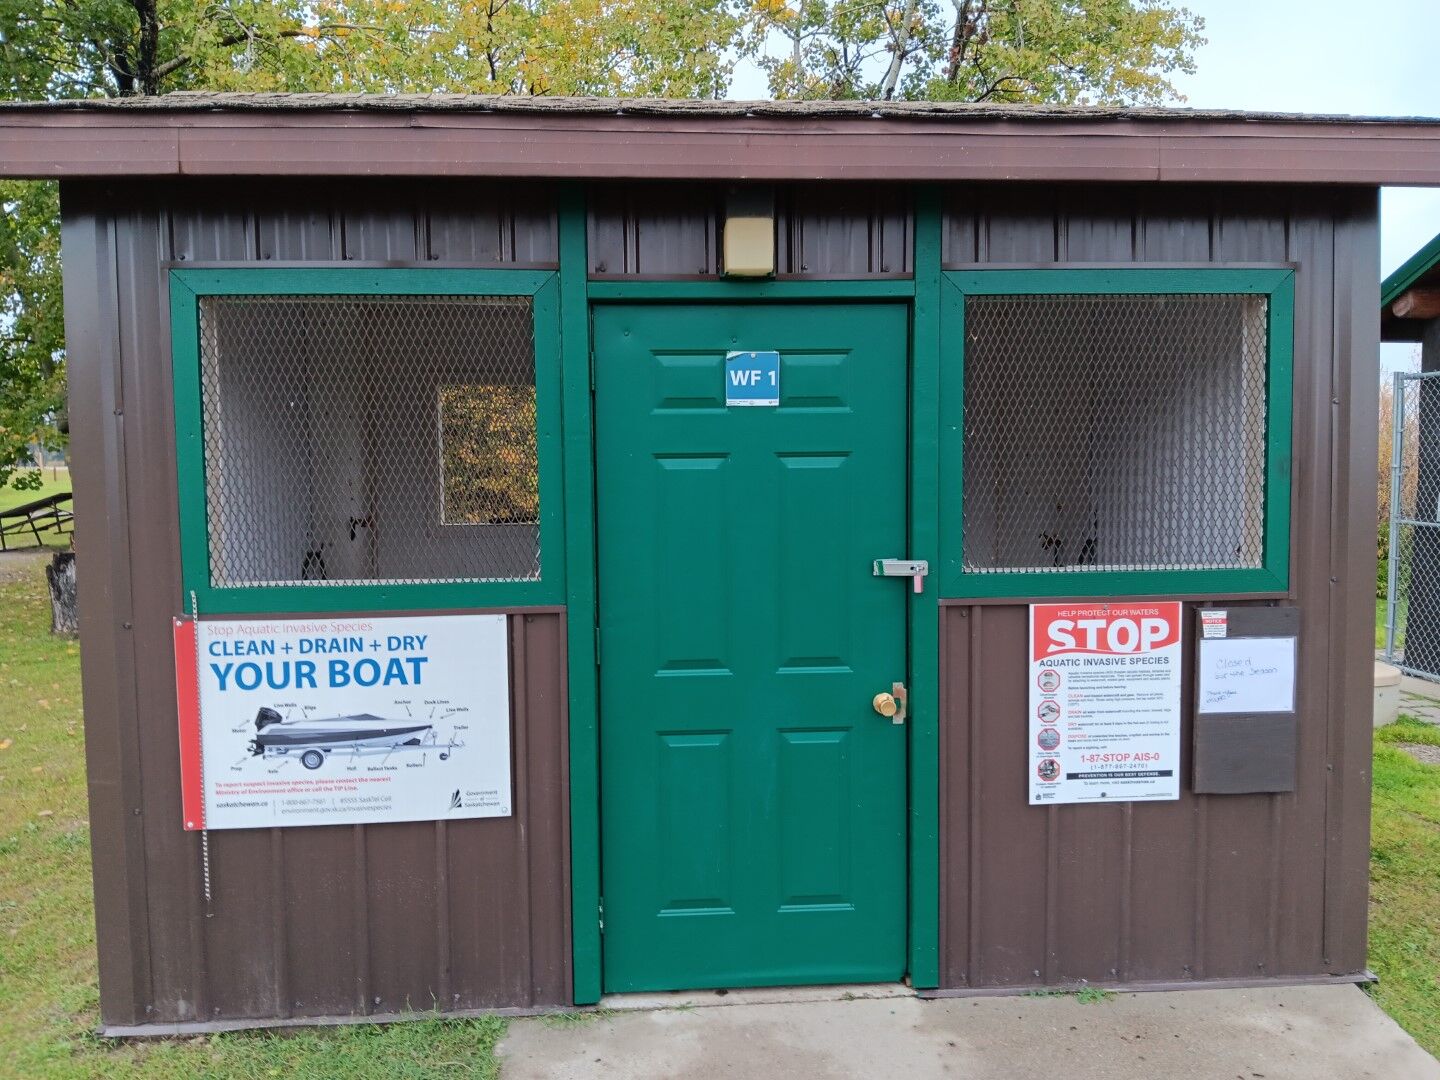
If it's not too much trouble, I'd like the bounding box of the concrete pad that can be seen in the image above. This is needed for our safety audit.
[596,982,911,1012]
[498,985,1440,1080]
[1402,674,1440,703]
[1400,689,1440,726]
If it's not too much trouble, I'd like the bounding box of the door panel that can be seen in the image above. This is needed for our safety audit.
[595,303,908,992]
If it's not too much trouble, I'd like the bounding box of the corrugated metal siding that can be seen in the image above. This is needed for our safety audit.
[587,183,911,278]
[63,176,1378,1022]
[63,180,570,1027]
[938,185,1378,989]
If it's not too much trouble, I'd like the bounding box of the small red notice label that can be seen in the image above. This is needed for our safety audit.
[1200,610,1228,639]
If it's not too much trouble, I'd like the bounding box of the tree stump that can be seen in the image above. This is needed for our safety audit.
[46,550,78,636]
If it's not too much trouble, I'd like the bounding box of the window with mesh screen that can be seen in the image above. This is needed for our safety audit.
[961,293,1269,575]
[198,294,539,587]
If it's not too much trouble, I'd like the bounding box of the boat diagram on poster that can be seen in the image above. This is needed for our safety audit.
[240,704,467,772]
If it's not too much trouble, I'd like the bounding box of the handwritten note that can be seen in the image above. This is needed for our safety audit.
[1197,636,1296,714]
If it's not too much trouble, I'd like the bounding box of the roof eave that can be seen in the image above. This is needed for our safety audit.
[5,101,1440,184]
[1382,231,1440,309]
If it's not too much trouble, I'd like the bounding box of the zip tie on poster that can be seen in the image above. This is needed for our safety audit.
[191,589,213,918]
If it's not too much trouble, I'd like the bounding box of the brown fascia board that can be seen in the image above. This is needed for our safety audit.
[4,99,1440,184]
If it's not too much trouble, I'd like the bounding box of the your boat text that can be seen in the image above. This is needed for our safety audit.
[209,656,430,691]
[205,634,432,691]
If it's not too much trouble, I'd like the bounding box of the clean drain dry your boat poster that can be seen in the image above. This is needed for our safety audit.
[1028,601,1182,806]
[173,613,512,830]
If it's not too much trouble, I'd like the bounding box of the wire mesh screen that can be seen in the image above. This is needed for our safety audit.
[962,293,1269,574]
[198,294,539,587]
[1382,370,1440,679]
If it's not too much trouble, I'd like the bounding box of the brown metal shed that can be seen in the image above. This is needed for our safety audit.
[1,94,1426,1034]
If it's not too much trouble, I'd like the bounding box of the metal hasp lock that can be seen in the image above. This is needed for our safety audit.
[873,558,929,594]
[872,682,908,725]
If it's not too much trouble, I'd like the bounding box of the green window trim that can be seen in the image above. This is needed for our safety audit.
[939,267,1295,600]
[908,188,943,990]
[170,266,566,614]
[556,187,603,1006]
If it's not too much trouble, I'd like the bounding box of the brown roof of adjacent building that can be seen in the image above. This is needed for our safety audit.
[1382,230,1440,342]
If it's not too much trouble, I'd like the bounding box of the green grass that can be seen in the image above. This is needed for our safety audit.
[1377,716,1440,750]
[1367,717,1440,1058]
[0,468,71,512]
[0,562,505,1078]
[0,468,72,549]
[539,1008,613,1029]
[1023,986,1115,1003]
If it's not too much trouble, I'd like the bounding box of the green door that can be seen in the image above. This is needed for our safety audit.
[594,303,909,992]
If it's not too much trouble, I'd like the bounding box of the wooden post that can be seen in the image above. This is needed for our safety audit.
[1392,287,1440,321]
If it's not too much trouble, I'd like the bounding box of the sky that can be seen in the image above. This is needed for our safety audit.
[1167,0,1440,372]
[733,0,1440,371]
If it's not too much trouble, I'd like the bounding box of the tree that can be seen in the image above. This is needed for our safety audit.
[2,1,743,98]
[0,179,64,490]
[0,1,745,489]
[1378,373,1420,531]
[1378,372,1420,603]
[746,0,1204,104]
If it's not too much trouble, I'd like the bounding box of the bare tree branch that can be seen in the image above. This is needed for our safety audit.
[945,0,976,86]
[974,74,1031,102]
[880,0,920,99]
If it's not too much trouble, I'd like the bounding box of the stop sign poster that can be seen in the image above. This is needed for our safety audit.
[1028,602,1183,805]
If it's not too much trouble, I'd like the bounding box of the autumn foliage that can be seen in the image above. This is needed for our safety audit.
[439,385,540,527]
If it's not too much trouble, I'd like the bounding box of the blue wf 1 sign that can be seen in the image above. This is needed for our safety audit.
[725,350,780,407]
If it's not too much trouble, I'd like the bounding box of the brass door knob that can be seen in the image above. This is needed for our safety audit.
[872,692,898,718]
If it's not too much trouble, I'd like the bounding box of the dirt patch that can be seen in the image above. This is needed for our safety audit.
[1396,742,1440,766]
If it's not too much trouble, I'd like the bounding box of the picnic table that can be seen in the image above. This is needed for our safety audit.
[0,491,73,550]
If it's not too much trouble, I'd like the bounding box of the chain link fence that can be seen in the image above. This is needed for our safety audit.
[1382,369,1440,680]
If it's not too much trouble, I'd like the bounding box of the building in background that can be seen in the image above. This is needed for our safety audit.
[1381,234,1440,677]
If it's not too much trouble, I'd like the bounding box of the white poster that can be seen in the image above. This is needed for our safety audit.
[1028,601,1183,805]
[174,613,511,830]
[1197,636,1297,714]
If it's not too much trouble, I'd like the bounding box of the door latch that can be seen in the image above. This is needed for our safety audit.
[891,682,907,725]
[873,558,929,594]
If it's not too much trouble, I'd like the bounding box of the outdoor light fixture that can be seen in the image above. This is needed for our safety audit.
[722,186,776,278]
